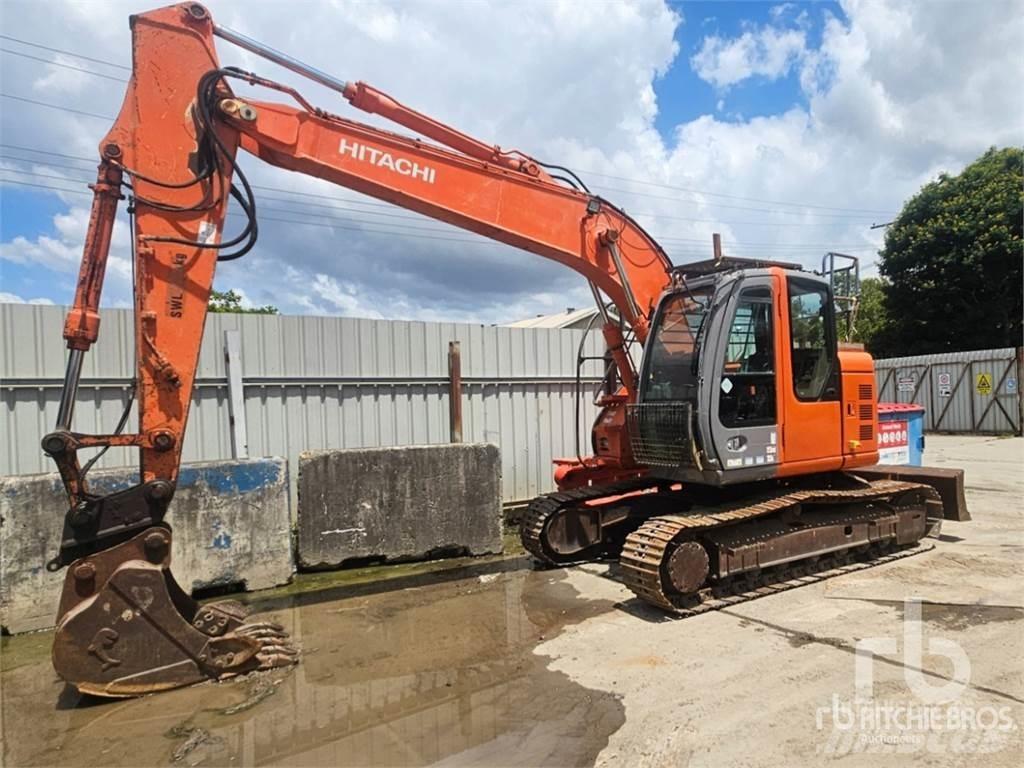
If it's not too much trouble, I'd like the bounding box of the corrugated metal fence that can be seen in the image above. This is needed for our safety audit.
[1,304,608,506]
[875,347,1023,434]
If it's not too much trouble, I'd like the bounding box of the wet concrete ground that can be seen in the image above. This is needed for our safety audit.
[1,557,622,767]
[2,435,1022,766]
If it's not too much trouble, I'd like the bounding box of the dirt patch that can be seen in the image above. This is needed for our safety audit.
[217,672,283,716]
[166,724,223,764]
[915,601,1024,631]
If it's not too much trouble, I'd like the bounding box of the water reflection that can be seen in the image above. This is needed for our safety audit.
[2,567,622,767]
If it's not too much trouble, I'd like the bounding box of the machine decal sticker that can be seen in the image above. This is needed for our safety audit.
[721,378,733,393]
[197,220,218,245]
[878,420,910,465]
[339,139,437,184]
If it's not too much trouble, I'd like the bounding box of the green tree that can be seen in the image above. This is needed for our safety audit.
[208,289,278,314]
[851,277,891,352]
[877,147,1022,356]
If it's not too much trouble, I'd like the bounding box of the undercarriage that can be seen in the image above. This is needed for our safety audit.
[521,471,957,613]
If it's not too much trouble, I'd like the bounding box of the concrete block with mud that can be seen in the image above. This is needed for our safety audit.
[0,458,292,634]
[297,443,502,569]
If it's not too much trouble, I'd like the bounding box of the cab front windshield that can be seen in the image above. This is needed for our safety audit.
[642,287,713,401]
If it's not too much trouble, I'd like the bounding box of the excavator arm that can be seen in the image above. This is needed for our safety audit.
[44,2,673,696]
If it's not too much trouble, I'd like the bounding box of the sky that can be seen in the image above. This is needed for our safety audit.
[1,0,1022,323]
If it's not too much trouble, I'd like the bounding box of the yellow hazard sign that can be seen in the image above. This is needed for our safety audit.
[976,372,993,395]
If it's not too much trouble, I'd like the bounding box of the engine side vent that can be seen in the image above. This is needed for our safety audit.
[859,404,873,421]
[859,423,874,441]
[858,384,873,400]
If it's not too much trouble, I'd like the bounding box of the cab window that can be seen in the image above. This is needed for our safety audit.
[642,287,712,402]
[788,278,836,401]
[719,287,776,427]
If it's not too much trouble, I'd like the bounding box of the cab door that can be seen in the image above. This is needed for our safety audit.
[710,277,780,477]
[778,275,843,473]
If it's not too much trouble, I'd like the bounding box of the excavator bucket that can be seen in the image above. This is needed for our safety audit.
[53,527,297,698]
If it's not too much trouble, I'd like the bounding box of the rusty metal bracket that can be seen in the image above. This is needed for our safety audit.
[47,479,175,572]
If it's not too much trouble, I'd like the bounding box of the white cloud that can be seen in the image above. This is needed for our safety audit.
[691,24,807,89]
[0,291,55,305]
[0,205,133,302]
[0,0,1021,323]
[31,54,92,94]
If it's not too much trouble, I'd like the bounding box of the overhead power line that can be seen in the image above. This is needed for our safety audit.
[1,92,114,121]
[0,33,130,70]
[0,143,861,231]
[0,48,128,83]
[577,169,893,215]
[0,144,98,165]
[590,182,883,220]
[1,84,887,221]
[1,171,876,259]
[1,158,881,250]
[0,175,505,248]
[0,35,896,219]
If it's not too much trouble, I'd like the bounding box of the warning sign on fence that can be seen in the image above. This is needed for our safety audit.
[976,372,993,396]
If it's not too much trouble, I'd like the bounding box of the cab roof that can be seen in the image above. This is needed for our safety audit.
[672,256,805,280]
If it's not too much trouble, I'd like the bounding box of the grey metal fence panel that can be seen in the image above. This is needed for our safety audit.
[1,304,608,506]
[874,347,1021,434]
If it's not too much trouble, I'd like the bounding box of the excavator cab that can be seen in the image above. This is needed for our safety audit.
[630,259,860,485]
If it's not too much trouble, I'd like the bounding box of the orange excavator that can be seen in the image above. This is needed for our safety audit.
[45,3,968,697]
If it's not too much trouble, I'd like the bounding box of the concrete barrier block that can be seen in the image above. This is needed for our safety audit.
[297,444,502,569]
[0,458,292,635]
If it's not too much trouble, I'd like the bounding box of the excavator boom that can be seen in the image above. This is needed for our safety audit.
[45,2,673,696]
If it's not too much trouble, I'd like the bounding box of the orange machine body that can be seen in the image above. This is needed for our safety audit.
[51,0,877,525]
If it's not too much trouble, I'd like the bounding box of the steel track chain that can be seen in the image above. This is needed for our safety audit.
[619,479,938,611]
[621,539,936,618]
[519,477,657,564]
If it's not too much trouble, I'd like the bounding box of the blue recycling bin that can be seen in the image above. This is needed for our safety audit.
[876,402,925,466]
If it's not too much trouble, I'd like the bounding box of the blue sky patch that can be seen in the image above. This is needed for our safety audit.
[653,1,846,140]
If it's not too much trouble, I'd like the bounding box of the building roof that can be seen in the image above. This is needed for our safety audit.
[503,307,600,329]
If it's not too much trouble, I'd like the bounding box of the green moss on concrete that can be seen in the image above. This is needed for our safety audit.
[0,630,53,672]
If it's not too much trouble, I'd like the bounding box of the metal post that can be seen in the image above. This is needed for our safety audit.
[1017,347,1024,436]
[224,330,249,458]
[713,233,722,263]
[448,341,463,443]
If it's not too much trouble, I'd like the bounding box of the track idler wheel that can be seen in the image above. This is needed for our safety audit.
[52,527,298,698]
[665,540,709,595]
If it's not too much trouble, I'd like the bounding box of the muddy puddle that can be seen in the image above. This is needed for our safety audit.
[1,560,622,767]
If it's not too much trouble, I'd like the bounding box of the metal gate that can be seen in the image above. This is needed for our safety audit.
[875,348,1022,434]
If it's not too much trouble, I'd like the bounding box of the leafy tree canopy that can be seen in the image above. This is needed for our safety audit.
[852,277,890,353]
[877,147,1022,356]
[208,289,278,314]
